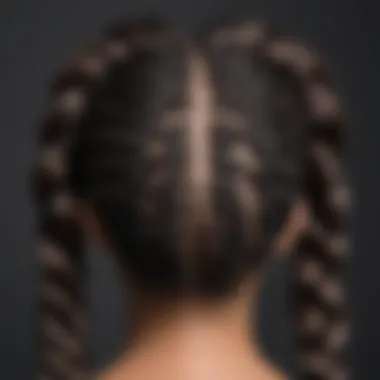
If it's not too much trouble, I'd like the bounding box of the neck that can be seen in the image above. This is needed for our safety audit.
[102,280,285,380]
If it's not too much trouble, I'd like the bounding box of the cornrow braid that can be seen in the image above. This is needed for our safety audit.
[203,19,352,380]
[33,17,172,380]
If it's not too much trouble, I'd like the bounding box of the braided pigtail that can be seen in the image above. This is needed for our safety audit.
[266,40,351,380]
[262,32,351,380]
[33,18,168,379]
[204,19,352,380]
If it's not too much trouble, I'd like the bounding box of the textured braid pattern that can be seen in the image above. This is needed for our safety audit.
[207,20,352,380]
[33,19,166,380]
[264,33,351,380]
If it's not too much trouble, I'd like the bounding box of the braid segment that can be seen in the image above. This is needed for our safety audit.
[207,19,352,380]
[33,18,168,380]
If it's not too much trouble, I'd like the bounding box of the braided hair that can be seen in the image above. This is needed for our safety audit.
[202,19,352,379]
[33,18,181,379]
[32,16,351,380]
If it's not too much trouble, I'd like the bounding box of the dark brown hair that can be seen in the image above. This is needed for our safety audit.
[33,15,351,380]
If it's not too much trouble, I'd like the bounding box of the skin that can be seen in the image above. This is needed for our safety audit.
[76,198,309,380]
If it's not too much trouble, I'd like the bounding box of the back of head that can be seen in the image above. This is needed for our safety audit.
[33,15,351,380]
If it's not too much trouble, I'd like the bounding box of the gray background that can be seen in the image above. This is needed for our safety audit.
[1,0,379,379]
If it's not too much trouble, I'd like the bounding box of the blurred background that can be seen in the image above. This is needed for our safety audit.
[0,0,378,378]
